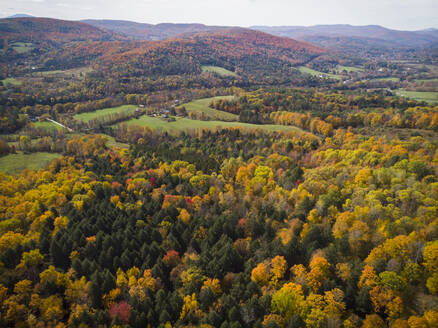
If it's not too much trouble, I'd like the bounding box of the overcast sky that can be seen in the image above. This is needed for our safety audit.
[1,0,437,30]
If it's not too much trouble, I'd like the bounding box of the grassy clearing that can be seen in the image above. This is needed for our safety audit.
[336,65,363,73]
[33,121,65,131]
[39,70,65,75]
[371,77,400,82]
[103,135,129,149]
[407,64,438,74]
[118,115,301,134]
[415,78,438,83]
[1,78,21,86]
[0,152,61,175]
[298,66,343,80]
[183,96,238,121]
[201,65,238,77]
[74,105,137,122]
[396,90,438,103]
[35,67,92,77]
[11,42,34,54]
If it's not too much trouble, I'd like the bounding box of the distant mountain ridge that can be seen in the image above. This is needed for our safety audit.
[5,14,34,19]
[251,24,438,49]
[82,19,227,40]
[0,17,127,43]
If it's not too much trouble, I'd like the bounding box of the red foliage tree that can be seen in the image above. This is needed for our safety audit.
[163,250,181,267]
[109,301,131,324]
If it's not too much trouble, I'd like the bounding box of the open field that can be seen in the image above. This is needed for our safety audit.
[36,66,92,77]
[11,42,34,54]
[0,152,61,175]
[370,77,400,82]
[74,105,137,122]
[183,96,239,121]
[201,65,238,77]
[33,121,66,131]
[415,78,438,83]
[396,90,438,103]
[1,78,21,86]
[298,66,343,80]
[118,115,301,134]
[104,135,129,149]
[336,65,363,73]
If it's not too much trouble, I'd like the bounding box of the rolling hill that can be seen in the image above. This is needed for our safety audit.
[0,17,126,44]
[37,27,326,76]
[82,19,227,40]
[0,17,328,85]
[251,24,438,57]
[251,24,438,47]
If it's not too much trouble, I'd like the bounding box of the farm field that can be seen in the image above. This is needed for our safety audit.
[32,121,65,131]
[35,66,92,77]
[297,66,343,80]
[104,135,129,149]
[182,96,239,121]
[73,105,138,122]
[415,78,438,83]
[201,65,238,77]
[0,152,61,175]
[336,65,363,73]
[396,90,438,103]
[11,42,34,54]
[370,77,400,82]
[118,115,301,134]
[1,77,21,86]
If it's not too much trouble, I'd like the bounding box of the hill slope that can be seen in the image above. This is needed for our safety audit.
[44,28,325,76]
[251,24,438,57]
[82,19,226,40]
[0,17,126,43]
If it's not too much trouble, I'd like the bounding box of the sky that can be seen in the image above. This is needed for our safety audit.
[1,0,437,31]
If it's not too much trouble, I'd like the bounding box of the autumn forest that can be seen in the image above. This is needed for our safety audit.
[0,14,437,328]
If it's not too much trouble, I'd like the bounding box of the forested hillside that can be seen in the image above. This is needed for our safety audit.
[0,120,437,327]
[0,15,437,328]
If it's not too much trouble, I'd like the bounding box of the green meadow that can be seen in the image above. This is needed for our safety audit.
[336,65,363,73]
[396,90,438,104]
[1,78,21,86]
[11,42,34,54]
[0,152,61,175]
[201,65,238,77]
[118,115,301,134]
[74,105,138,122]
[298,66,343,80]
[182,96,239,121]
[33,121,65,131]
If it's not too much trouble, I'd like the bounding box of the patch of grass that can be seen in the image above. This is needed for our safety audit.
[32,121,65,131]
[102,135,129,149]
[74,105,138,122]
[0,152,61,175]
[297,66,343,80]
[1,78,21,86]
[396,90,438,104]
[336,65,363,73]
[11,42,34,54]
[183,96,239,121]
[118,115,301,134]
[39,70,65,76]
[415,78,438,83]
[201,65,238,77]
[36,67,92,77]
[371,77,400,82]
